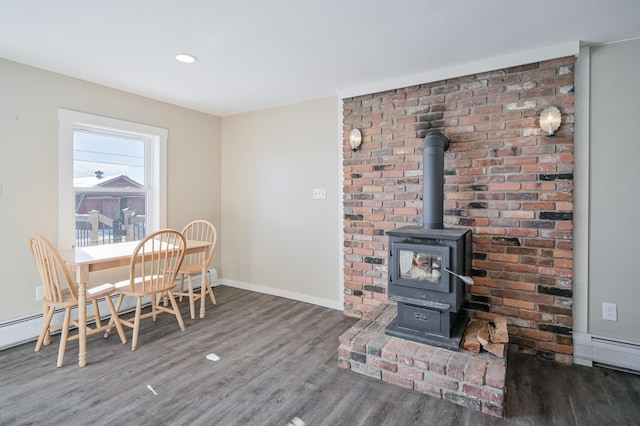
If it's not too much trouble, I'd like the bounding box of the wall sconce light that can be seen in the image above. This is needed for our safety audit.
[349,128,362,151]
[539,106,561,136]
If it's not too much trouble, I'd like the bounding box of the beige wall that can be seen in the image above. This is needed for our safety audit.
[220,97,342,307]
[0,58,222,322]
[588,39,640,343]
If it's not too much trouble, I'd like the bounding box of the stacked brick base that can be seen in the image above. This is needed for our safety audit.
[338,303,507,418]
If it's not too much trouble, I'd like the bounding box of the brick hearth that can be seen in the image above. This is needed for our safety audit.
[338,303,507,418]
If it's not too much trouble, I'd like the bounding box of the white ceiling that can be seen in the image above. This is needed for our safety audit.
[2,1,639,117]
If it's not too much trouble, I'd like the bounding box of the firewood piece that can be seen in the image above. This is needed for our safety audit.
[483,342,506,358]
[462,320,483,353]
[490,316,509,343]
[477,322,491,346]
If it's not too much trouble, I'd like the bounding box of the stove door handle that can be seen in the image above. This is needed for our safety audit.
[443,268,474,285]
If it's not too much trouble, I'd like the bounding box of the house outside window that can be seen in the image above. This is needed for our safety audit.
[58,110,167,249]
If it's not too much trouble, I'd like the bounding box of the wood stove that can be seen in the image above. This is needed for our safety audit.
[385,131,472,351]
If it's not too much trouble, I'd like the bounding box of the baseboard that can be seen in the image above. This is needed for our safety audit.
[218,279,343,311]
[573,331,640,373]
[0,270,218,351]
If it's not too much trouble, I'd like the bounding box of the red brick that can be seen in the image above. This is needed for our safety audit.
[338,328,359,346]
[486,364,507,389]
[351,362,381,379]
[398,364,424,381]
[465,358,487,385]
[462,383,484,398]
[338,347,351,359]
[382,371,414,389]
[368,356,397,372]
[381,337,406,361]
[447,353,468,380]
[398,341,422,366]
[414,345,436,370]
[424,372,460,391]
[430,350,452,375]
[482,387,505,404]
[414,381,442,398]
[503,298,535,310]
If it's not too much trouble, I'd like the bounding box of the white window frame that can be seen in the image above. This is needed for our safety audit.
[58,109,168,249]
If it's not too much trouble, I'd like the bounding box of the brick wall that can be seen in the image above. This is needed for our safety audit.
[342,57,575,363]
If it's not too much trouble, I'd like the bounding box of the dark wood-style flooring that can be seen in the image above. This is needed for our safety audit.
[1,286,638,425]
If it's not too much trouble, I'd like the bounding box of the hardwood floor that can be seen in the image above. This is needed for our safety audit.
[1,286,638,425]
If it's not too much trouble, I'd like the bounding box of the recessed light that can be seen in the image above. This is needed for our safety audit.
[175,53,198,63]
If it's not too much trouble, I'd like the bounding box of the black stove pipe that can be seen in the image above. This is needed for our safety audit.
[422,131,450,229]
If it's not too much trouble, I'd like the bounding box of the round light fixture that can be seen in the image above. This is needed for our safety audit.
[349,128,362,151]
[539,106,561,136]
[175,53,198,64]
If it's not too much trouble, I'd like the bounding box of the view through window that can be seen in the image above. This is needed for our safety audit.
[73,130,148,246]
[58,110,167,249]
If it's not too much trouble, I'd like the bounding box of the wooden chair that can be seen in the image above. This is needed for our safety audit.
[107,229,186,351]
[29,234,127,367]
[174,220,217,319]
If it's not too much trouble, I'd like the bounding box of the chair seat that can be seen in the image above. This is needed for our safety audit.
[46,282,116,309]
[114,276,167,296]
[178,264,202,275]
[86,282,117,298]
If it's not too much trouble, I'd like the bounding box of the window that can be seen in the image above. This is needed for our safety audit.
[58,110,167,249]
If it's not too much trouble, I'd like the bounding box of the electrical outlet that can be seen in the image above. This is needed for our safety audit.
[312,188,326,199]
[602,302,617,321]
[35,286,43,302]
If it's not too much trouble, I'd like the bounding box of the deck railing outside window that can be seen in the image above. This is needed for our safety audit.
[75,209,145,247]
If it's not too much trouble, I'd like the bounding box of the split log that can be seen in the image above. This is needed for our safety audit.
[483,342,505,358]
[462,320,483,353]
[463,317,508,358]
[489,316,509,343]
[476,322,491,346]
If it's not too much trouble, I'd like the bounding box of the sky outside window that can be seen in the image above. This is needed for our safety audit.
[73,131,145,185]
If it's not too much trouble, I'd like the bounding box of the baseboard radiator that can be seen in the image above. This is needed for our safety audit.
[0,270,216,351]
[573,331,640,374]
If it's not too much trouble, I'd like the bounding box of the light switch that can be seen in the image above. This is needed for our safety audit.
[312,188,326,199]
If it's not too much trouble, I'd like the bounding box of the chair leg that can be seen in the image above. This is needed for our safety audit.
[179,274,186,302]
[104,297,127,344]
[167,290,185,331]
[93,300,102,328]
[151,293,158,322]
[188,275,196,320]
[104,293,124,338]
[131,297,143,351]
[35,306,55,352]
[56,308,72,368]
[161,289,169,307]
[207,281,217,305]
[42,301,52,346]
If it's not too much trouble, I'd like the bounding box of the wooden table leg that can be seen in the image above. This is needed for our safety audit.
[77,280,87,367]
[74,265,89,367]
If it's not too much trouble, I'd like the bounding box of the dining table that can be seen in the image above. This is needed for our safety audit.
[58,238,212,367]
